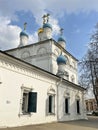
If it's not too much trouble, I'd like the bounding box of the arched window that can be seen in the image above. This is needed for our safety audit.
[75,95,80,114]
[37,47,47,55]
[21,51,30,59]
[46,86,56,115]
[64,91,70,114]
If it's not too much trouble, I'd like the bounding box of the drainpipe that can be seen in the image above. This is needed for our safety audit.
[82,90,88,119]
[56,77,62,121]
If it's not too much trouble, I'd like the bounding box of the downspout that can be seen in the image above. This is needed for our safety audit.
[82,90,88,119]
[56,77,62,121]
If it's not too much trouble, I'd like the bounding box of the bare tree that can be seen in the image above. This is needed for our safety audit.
[79,23,98,108]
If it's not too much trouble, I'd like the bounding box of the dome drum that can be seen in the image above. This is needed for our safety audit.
[19,31,29,47]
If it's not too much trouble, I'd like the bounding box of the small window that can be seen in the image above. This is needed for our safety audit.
[76,100,80,114]
[65,98,69,114]
[48,95,55,114]
[22,90,37,114]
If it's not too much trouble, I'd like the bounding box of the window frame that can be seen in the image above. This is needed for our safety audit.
[19,86,37,116]
[65,97,70,114]
[22,90,30,114]
[46,86,56,116]
[48,94,55,115]
[64,97,70,115]
[76,99,81,114]
[64,91,70,115]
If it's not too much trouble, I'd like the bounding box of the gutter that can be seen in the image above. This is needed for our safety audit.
[56,78,63,121]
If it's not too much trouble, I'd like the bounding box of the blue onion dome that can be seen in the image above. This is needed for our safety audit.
[43,23,52,30]
[57,54,67,65]
[58,37,65,42]
[20,31,28,37]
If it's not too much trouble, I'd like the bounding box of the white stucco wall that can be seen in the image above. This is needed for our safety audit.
[57,84,87,121]
[0,53,57,127]
[0,52,87,128]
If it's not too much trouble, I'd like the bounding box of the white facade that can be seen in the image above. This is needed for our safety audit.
[0,16,87,127]
[0,51,87,128]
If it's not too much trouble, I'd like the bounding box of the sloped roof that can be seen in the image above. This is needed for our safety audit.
[5,39,78,61]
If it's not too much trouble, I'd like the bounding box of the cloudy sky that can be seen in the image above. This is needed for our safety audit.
[0,0,98,60]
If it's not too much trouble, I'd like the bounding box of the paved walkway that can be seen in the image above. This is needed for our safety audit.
[1,116,98,130]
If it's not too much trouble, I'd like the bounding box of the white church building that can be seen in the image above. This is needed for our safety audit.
[0,14,87,128]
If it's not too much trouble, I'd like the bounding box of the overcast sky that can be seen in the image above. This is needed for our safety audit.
[0,0,98,60]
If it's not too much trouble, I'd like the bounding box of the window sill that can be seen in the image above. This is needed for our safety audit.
[48,113,55,116]
[64,113,70,115]
[18,112,32,117]
[77,113,81,115]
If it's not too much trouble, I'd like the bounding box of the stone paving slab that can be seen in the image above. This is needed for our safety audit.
[0,116,98,130]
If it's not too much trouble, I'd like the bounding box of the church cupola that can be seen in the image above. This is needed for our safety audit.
[38,14,52,41]
[56,53,67,78]
[43,23,52,30]
[18,22,29,47]
[58,28,66,49]
[20,31,28,38]
[57,54,67,65]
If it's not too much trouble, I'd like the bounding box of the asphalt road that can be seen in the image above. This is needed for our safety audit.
[1,116,98,130]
